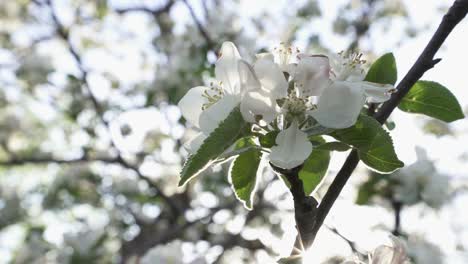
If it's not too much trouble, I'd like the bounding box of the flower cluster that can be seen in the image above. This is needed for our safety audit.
[178,42,393,169]
[391,147,450,209]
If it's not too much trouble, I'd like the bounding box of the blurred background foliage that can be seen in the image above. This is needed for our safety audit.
[0,0,467,263]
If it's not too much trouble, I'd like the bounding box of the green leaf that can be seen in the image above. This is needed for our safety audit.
[229,142,262,210]
[299,136,330,195]
[259,131,279,148]
[398,80,464,122]
[277,256,302,264]
[315,141,351,152]
[330,115,404,173]
[365,53,397,85]
[303,124,334,136]
[179,107,246,186]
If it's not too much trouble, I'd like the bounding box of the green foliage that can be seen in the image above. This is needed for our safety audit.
[299,136,330,195]
[330,115,404,173]
[277,256,302,264]
[259,131,279,148]
[365,53,397,85]
[398,80,464,122]
[179,107,246,186]
[230,139,262,210]
[315,141,351,152]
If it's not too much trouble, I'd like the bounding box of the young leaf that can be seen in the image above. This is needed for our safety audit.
[315,141,351,152]
[259,131,279,148]
[179,107,246,186]
[365,53,397,85]
[229,145,262,210]
[398,80,464,122]
[299,136,331,195]
[330,115,404,173]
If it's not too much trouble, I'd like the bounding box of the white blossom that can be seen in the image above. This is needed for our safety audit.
[178,42,287,153]
[140,240,206,264]
[310,52,393,129]
[392,147,449,208]
[406,235,443,264]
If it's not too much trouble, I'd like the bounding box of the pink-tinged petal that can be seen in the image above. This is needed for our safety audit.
[269,122,312,169]
[371,236,409,264]
[177,86,208,128]
[215,42,241,94]
[310,81,365,129]
[294,54,331,96]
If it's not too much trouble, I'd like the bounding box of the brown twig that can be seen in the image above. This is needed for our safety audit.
[0,155,119,166]
[181,0,214,48]
[310,0,468,248]
[270,163,318,249]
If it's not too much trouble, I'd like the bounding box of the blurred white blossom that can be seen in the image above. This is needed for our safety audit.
[140,240,206,264]
[392,147,450,208]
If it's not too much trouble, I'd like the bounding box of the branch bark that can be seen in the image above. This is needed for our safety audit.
[309,0,468,248]
[270,163,318,249]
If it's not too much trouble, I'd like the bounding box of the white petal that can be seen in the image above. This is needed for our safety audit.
[269,122,312,169]
[198,94,240,135]
[177,86,208,128]
[238,60,262,94]
[371,245,395,264]
[415,146,429,161]
[215,42,241,94]
[240,89,278,123]
[310,81,365,129]
[255,52,274,61]
[254,55,288,99]
[360,81,393,103]
[184,133,207,154]
[294,54,330,96]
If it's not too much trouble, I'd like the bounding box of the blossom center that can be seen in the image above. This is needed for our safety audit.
[273,42,300,67]
[201,81,225,110]
[333,52,366,81]
[283,94,310,116]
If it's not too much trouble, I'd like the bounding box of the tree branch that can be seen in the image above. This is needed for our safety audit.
[326,225,365,258]
[0,155,119,166]
[44,0,182,216]
[270,163,318,249]
[391,201,403,236]
[310,0,468,248]
[182,0,214,48]
[114,0,175,17]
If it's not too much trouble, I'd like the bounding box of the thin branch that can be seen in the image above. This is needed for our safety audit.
[44,0,182,216]
[311,0,468,248]
[0,155,119,166]
[114,0,175,17]
[270,163,318,249]
[391,201,403,236]
[326,225,365,259]
[182,0,214,48]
